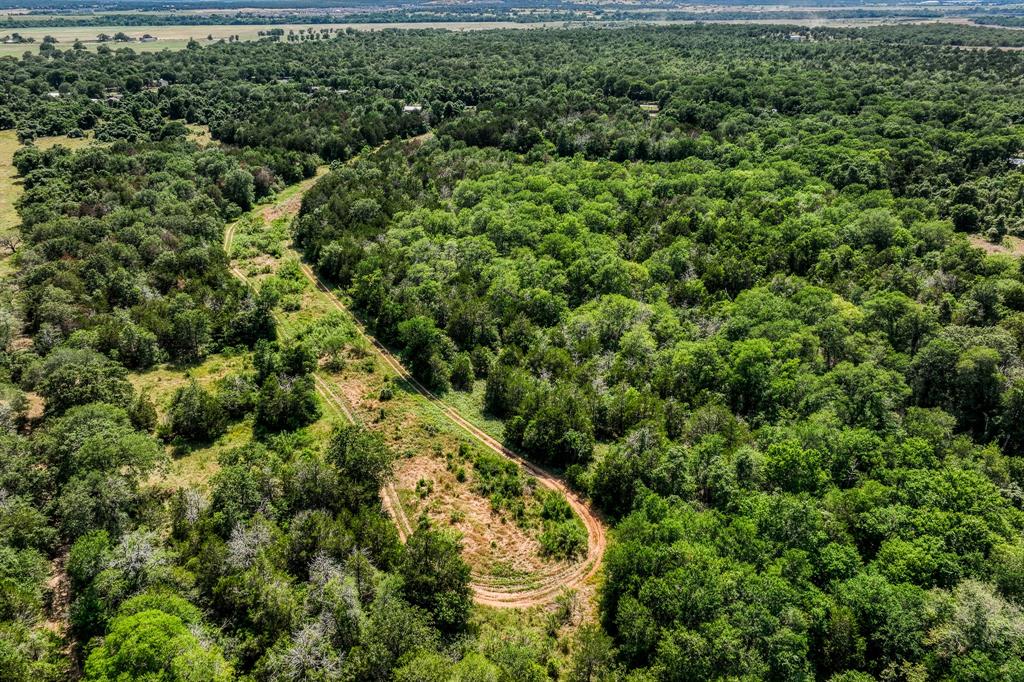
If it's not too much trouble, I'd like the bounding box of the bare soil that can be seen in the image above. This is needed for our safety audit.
[969,233,1024,256]
[223,152,608,609]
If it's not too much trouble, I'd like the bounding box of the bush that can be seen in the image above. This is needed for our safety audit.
[451,352,475,391]
[254,374,320,432]
[951,203,980,232]
[128,393,157,433]
[539,519,587,561]
[216,374,257,419]
[537,490,586,560]
[167,380,226,443]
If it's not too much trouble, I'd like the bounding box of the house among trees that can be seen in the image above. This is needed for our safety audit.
[403,103,424,113]
[638,101,660,118]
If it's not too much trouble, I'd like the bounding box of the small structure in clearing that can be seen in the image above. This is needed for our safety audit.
[639,101,660,118]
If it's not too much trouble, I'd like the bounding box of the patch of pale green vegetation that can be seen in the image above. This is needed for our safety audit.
[129,352,250,419]
[149,420,250,493]
[440,379,506,442]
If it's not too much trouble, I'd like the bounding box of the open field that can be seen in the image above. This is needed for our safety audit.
[0,14,997,57]
[0,130,21,237]
[440,379,506,442]
[0,20,574,56]
[128,352,251,418]
[969,233,1024,256]
[131,352,250,492]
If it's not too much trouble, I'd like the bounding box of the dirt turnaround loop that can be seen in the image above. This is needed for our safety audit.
[224,168,608,610]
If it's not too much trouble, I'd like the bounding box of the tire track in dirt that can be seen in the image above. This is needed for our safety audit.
[293,260,607,608]
[311,372,415,541]
[225,161,607,609]
[226,207,417,547]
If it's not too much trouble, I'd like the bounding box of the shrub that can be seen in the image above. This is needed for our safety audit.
[167,380,226,443]
[451,352,475,391]
[539,519,587,561]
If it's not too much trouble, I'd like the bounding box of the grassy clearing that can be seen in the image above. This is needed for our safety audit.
[144,370,341,495]
[0,129,21,237]
[470,585,588,654]
[969,233,1024,257]
[149,420,250,493]
[186,123,213,146]
[35,133,94,153]
[129,352,250,418]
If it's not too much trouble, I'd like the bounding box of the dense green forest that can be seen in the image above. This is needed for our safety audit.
[4,21,1024,682]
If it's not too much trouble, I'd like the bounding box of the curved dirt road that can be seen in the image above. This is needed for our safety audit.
[224,166,607,609]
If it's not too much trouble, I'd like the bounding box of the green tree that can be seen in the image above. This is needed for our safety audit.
[398,316,454,391]
[223,167,255,211]
[450,351,475,391]
[254,374,320,432]
[324,425,394,510]
[401,527,472,634]
[167,380,226,442]
[37,349,133,417]
[567,624,617,682]
[84,604,232,682]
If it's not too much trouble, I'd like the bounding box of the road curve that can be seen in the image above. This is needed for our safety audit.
[293,260,607,608]
[224,165,608,609]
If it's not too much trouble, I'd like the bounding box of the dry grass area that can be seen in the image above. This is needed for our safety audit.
[327,358,571,587]
[0,21,573,57]
[261,171,325,222]
[0,130,20,235]
[186,123,213,146]
[969,233,1024,256]
[393,453,547,582]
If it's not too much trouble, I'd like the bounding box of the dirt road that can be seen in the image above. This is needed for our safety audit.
[223,161,607,609]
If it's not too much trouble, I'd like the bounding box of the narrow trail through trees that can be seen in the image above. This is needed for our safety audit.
[223,160,607,609]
